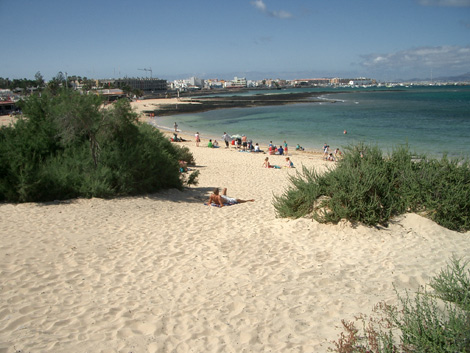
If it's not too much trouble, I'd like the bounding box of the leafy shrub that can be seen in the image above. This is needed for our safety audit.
[0,89,198,202]
[330,257,470,352]
[0,114,62,202]
[274,143,470,231]
[172,144,195,166]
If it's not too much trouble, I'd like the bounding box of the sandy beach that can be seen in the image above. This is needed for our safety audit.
[1,102,469,352]
[0,115,16,128]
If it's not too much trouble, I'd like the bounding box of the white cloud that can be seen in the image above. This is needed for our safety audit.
[417,0,470,7]
[251,0,267,11]
[271,10,292,19]
[360,45,470,76]
[250,0,293,19]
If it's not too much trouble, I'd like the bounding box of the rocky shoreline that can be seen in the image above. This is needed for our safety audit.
[143,91,340,116]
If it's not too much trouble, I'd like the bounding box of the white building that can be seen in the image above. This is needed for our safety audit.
[188,76,204,88]
[205,79,224,89]
[348,78,374,86]
[225,76,247,88]
[171,77,204,90]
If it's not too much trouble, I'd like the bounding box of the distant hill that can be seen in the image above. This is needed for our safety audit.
[436,72,470,82]
[162,71,470,83]
[407,72,470,82]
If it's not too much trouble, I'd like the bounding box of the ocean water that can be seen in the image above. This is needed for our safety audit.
[154,86,470,158]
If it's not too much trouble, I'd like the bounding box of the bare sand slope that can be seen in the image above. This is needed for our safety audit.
[1,140,469,353]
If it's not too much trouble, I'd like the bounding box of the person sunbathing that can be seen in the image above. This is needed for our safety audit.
[208,188,254,207]
[263,157,280,169]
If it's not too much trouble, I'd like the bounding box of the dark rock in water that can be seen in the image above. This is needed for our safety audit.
[149,91,338,116]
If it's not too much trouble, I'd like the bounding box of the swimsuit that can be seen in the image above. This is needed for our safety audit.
[221,195,237,204]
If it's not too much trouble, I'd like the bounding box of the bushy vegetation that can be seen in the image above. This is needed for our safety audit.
[274,143,470,231]
[0,89,197,202]
[330,256,470,352]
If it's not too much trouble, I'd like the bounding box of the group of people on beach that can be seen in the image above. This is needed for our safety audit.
[195,131,221,148]
[173,123,344,163]
[323,143,342,162]
[220,134,291,155]
[175,127,302,157]
[197,131,300,169]
[221,132,268,153]
[170,123,346,209]
[176,129,342,165]
[222,132,257,151]
[267,141,289,156]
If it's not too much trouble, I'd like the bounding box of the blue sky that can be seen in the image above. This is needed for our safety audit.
[1,0,469,81]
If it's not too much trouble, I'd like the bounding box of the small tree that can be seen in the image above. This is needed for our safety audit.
[121,84,132,97]
[52,90,106,167]
[81,78,95,92]
[34,71,45,89]
[133,88,144,98]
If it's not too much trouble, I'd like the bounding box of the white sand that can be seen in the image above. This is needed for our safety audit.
[1,116,469,352]
[0,115,16,128]
[131,98,200,117]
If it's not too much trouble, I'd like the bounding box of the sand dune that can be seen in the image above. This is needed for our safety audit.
[1,135,469,352]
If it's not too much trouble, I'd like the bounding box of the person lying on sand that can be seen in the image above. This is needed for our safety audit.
[208,188,254,207]
[172,133,187,142]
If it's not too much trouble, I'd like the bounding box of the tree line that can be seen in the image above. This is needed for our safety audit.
[0,72,143,97]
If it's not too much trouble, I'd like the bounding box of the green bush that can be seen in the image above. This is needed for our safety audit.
[274,143,470,231]
[0,89,197,202]
[330,257,470,352]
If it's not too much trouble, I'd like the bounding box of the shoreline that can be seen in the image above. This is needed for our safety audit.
[133,87,470,160]
[132,92,337,156]
[150,120,325,159]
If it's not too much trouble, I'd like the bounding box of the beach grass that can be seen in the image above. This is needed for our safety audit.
[274,143,470,231]
[330,256,470,352]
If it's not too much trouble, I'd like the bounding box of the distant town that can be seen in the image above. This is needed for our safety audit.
[1,72,469,116]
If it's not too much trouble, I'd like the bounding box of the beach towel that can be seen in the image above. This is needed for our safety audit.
[204,202,236,207]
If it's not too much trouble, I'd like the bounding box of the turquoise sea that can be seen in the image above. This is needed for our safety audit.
[154,86,470,158]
